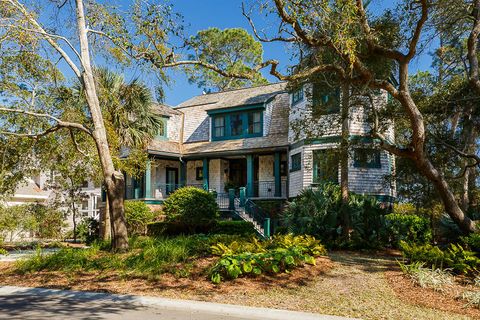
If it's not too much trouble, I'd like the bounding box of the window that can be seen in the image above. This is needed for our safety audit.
[156,118,168,139]
[313,149,339,184]
[292,86,304,105]
[211,109,263,141]
[213,116,225,138]
[353,149,381,168]
[290,153,301,172]
[196,167,204,180]
[312,84,340,116]
[230,114,243,136]
[248,111,262,134]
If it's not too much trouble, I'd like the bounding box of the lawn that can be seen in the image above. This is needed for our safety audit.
[0,241,478,320]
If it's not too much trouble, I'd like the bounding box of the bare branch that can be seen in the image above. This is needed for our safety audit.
[405,0,429,62]
[69,128,89,157]
[0,107,92,135]
[241,3,296,43]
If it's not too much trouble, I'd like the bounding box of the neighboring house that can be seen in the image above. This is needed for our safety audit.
[124,82,396,211]
[3,174,52,207]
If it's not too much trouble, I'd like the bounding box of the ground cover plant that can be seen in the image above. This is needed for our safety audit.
[14,233,326,283]
[209,234,327,283]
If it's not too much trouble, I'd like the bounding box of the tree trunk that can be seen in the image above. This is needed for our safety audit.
[415,156,477,234]
[340,83,350,236]
[75,0,128,250]
[100,194,112,241]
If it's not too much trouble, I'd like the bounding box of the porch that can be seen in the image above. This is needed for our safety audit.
[124,152,288,203]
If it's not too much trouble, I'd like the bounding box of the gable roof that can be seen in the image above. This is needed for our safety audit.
[175,82,287,111]
[152,103,182,117]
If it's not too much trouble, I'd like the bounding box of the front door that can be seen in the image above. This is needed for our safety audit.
[166,167,179,195]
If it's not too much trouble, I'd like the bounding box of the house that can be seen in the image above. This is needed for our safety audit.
[124,82,396,211]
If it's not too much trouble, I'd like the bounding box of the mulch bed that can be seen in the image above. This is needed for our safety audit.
[385,270,480,318]
[0,256,334,299]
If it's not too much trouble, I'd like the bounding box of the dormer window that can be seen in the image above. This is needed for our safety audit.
[213,116,225,138]
[209,105,264,141]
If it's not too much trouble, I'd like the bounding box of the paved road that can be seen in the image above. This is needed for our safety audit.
[0,286,355,320]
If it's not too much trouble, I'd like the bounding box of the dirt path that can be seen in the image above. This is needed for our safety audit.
[0,252,474,320]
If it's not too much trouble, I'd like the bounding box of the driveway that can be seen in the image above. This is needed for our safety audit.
[0,286,354,320]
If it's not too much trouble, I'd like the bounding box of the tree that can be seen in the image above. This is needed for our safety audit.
[227,0,479,234]
[0,0,129,250]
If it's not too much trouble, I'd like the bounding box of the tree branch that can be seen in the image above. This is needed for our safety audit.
[467,0,480,92]
[0,107,92,135]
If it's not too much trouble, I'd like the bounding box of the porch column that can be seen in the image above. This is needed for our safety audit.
[144,159,152,198]
[274,152,281,197]
[123,172,128,199]
[180,160,186,187]
[203,158,209,190]
[246,154,254,198]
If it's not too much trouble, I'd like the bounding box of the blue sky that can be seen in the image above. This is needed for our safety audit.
[91,0,435,106]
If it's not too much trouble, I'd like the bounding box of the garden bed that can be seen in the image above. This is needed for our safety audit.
[0,249,476,319]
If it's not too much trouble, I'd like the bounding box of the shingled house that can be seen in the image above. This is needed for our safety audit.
[124,82,396,209]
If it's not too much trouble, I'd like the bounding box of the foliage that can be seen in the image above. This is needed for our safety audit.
[462,233,480,253]
[0,204,64,242]
[76,217,100,245]
[461,291,480,309]
[147,220,215,236]
[283,184,387,248]
[124,200,156,236]
[384,213,432,247]
[211,221,256,236]
[185,28,267,91]
[0,248,8,255]
[399,261,454,292]
[209,234,326,283]
[400,241,480,275]
[163,187,219,231]
[0,205,37,242]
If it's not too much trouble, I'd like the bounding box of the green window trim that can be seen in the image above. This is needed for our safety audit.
[156,117,168,140]
[353,148,382,169]
[291,86,304,105]
[211,109,264,141]
[290,153,301,172]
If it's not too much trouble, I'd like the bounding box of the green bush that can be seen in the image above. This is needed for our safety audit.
[0,248,8,255]
[211,221,256,236]
[282,183,387,248]
[400,241,480,275]
[461,233,480,253]
[209,234,326,283]
[76,217,100,245]
[163,187,219,232]
[384,213,432,247]
[147,220,215,236]
[124,200,156,236]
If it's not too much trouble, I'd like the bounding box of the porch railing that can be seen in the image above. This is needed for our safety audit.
[154,183,183,199]
[253,180,287,198]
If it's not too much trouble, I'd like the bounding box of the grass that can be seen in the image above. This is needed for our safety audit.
[14,234,252,277]
[399,261,454,292]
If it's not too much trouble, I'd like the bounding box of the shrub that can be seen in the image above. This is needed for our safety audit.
[29,204,65,239]
[209,234,327,283]
[163,187,219,232]
[399,261,453,291]
[461,233,480,253]
[76,217,100,245]
[211,221,256,236]
[0,248,8,255]
[400,241,480,275]
[124,200,156,236]
[282,183,387,248]
[147,220,215,236]
[384,213,432,247]
[462,291,480,309]
[0,205,37,242]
